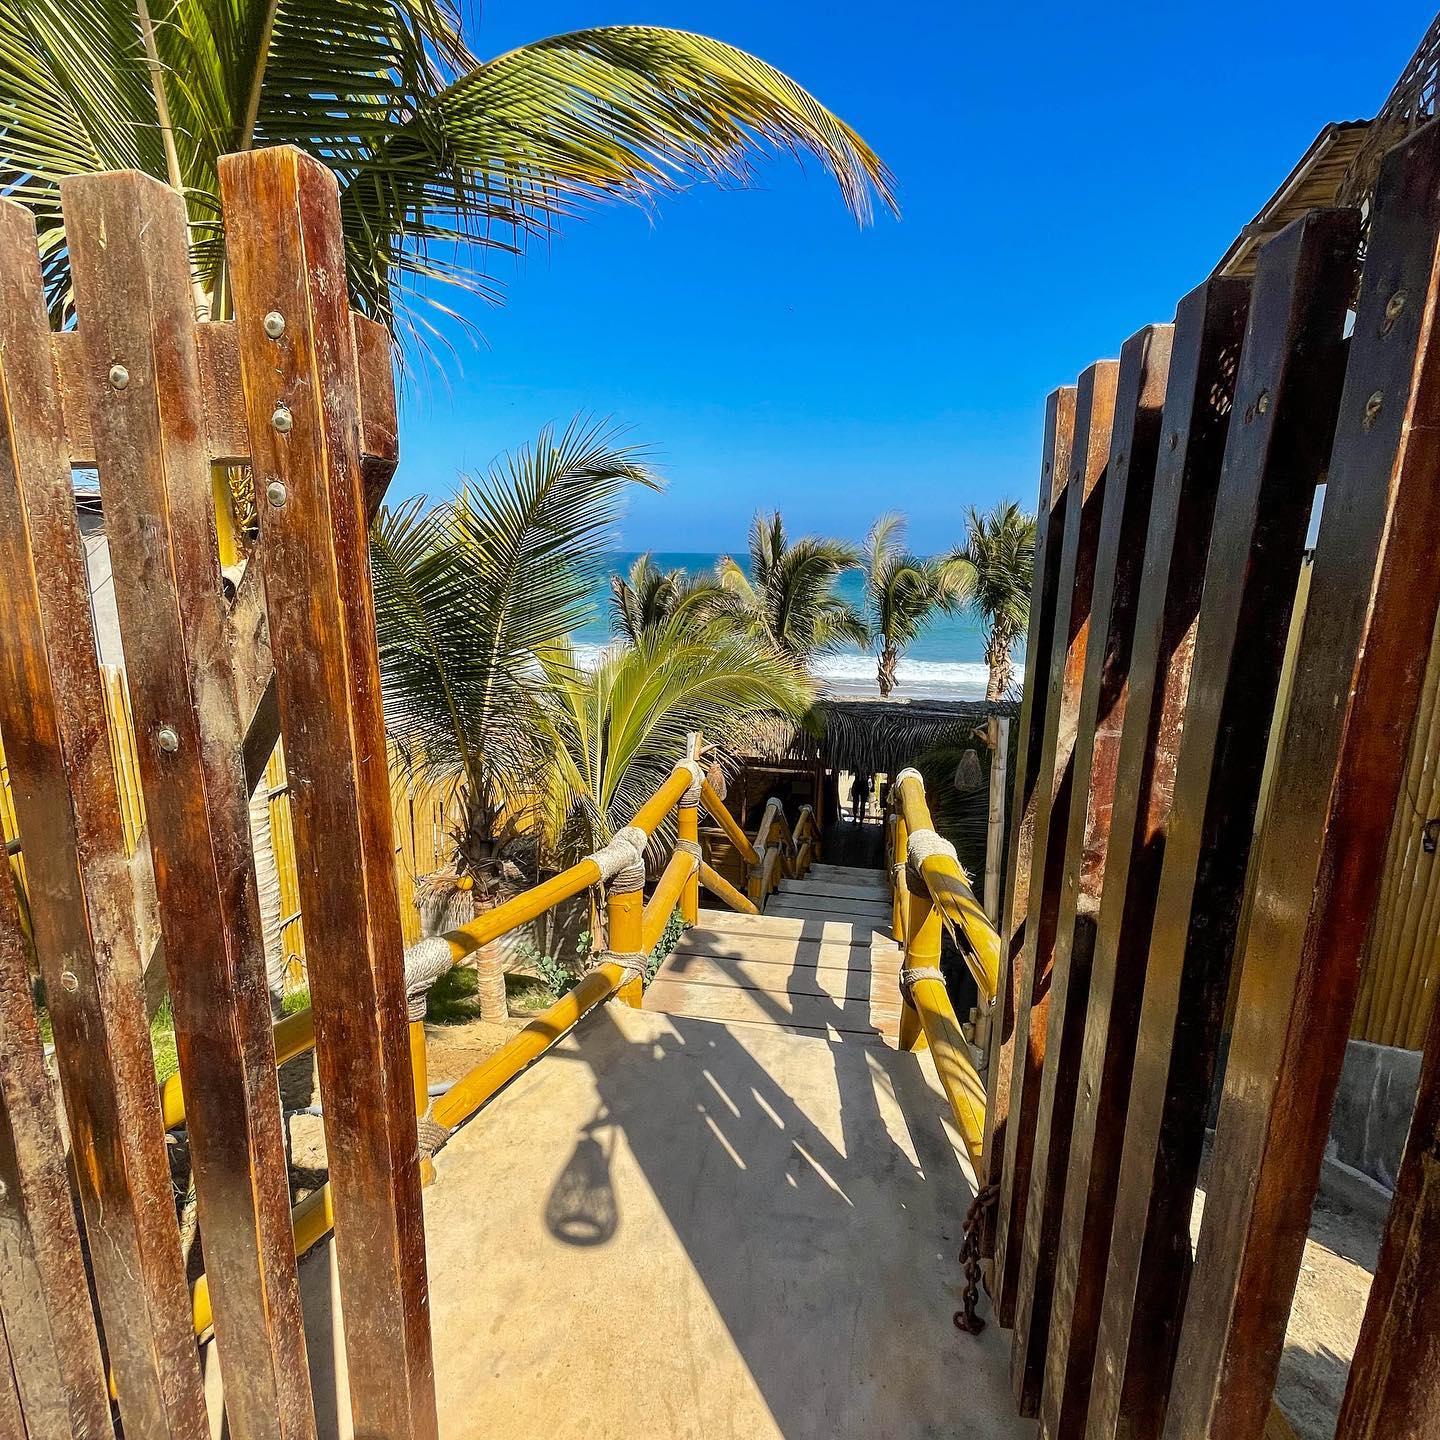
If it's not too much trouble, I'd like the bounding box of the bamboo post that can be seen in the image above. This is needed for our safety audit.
[679,733,702,924]
[899,886,938,1053]
[985,717,1009,924]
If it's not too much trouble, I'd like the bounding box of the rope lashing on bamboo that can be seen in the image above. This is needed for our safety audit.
[591,824,648,894]
[674,838,703,859]
[900,966,947,991]
[904,826,959,885]
[675,756,703,809]
[590,949,649,981]
[403,934,457,1022]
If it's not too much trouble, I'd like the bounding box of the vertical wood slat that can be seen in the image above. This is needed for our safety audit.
[1162,123,1440,1440]
[1068,273,1252,1440]
[993,361,1119,1322]
[0,861,113,1440]
[0,200,208,1438]
[1071,211,1358,1440]
[64,172,317,1440]
[220,146,437,1440]
[1011,323,1174,1414]
[983,386,1076,1276]
[1335,988,1440,1436]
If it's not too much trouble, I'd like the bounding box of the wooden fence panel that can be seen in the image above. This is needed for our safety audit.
[221,146,437,1440]
[0,855,112,1440]
[983,385,1076,1273]
[1065,273,1252,1440]
[1162,122,1440,1440]
[993,360,1119,1323]
[65,170,316,1440]
[1335,988,1440,1435]
[0,199,208,1438]
[1065,209,1356,1440]
[1010,324,1173,1412]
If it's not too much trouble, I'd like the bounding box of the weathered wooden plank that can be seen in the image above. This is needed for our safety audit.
[220,145,437,1440]
[1162,125,1440,1440]
[64,170,316,1440]
[0,860,113,1440]
[0,1317,26,1440]
[1073,213,1356,1440]
[982,385,1076,1275]
[993,361,1118,1328]
[0,198,207,1439]
[1010,322,1173,1413]
[1334,989,1440,1437]
[56,314,395,475]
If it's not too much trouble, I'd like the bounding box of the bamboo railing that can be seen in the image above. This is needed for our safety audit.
[885,767,999,1170]
[174,741,786,1340]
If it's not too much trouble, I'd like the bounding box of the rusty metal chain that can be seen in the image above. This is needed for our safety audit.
[954,1182,999,1336]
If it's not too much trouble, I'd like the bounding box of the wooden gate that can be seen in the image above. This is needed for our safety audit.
[0,147,434,1439]
[982,117,1440,1437]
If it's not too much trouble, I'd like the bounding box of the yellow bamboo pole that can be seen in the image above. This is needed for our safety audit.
[700,780,761,868]
[698,862,758,915]
[608,885,645,1009]
[894,773,999,1004]
[901,886,986,1170]
[642,851,696,953]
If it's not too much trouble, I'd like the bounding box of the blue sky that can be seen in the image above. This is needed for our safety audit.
[393,1,1433,551]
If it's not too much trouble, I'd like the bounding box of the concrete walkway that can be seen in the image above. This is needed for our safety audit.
[227,863,1032,1438]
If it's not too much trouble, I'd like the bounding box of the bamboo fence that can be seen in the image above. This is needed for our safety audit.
[0,667,464,982]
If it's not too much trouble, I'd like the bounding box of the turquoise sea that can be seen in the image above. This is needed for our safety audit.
[573,552,1000,701]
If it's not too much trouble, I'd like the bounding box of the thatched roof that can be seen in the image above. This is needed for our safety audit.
[743,697,1016,777]
[1213,121,1371,278]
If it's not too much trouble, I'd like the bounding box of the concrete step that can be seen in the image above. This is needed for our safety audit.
[673,931,901,975]
[808,862,885,883]
[660,950,901,1005]
[779,878,889,902]
[644,976,900,1039]
[766,895,893,921]
[693,908,898,949]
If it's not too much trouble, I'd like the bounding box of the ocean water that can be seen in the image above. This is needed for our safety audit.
[573,552,1002,701]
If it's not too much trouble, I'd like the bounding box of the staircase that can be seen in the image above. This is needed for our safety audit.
[645,863,904,1044]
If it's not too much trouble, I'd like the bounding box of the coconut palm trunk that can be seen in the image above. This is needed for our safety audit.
[877,644,900,698]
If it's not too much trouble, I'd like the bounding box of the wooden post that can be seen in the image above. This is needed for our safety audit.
[0,864,112,1440]
[992,361,1118,1323]
[1335,991,1440,1436]
[0,199,208,1439]
[680,733,702,924]
[984,716,1009,924]
[1010,323,1174,1415]
[220,145,437,1440]
[63,168,316,1440]
[1163,125,1440,1440]
[981,386,1075,1281]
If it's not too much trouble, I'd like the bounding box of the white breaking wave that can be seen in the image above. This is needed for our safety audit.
[810,652,990,700]
[569,641,991,701]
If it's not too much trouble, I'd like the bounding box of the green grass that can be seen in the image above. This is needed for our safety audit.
[280,985,311,1016]
[36,994,179,1086]
[424,965,561,1024]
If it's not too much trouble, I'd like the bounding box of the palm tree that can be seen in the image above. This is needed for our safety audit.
[371,418,657,1018]
[949,502,1037,701]
[717,511,867,664]
[4,3,895,341]
[539,619,813,862]
[371,418,658,885]
[609,554,732,643]
[859,513,970,698]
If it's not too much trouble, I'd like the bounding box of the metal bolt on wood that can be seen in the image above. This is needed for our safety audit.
[156,726,180,753]
[263,311,286,338]
[271,405,293,433]
[108,364,129,390]
[266,481,287,508]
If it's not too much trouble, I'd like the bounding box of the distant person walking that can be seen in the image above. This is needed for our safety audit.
[851,771,872,824]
